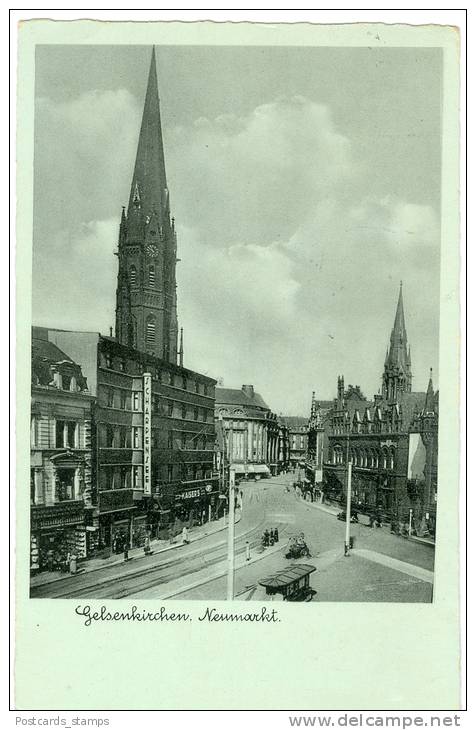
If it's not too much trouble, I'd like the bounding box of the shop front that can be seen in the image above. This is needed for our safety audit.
[30,500,86,573]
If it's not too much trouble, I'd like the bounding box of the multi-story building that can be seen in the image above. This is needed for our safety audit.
[305,392,334,486]
[38,328,217,550]
[322,285,438,525]
[30,328,94,573]
[214,384,288,478]
[281,416,309,467]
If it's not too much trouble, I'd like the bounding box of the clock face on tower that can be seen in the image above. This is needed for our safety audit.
[146,244,159,258]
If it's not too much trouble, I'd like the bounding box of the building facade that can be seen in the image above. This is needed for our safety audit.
[214,385,288,478]
[322,285,439,525]
[30,329,94,573]
[281,416,309,466]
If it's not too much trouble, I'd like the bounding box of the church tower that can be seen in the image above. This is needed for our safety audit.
[115,48,179,363]
[381,282,412,401]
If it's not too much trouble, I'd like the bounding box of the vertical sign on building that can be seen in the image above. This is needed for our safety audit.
[143,372,152,495]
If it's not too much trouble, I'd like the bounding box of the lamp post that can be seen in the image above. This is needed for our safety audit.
[344,460,352,556]
[227,467,236,601]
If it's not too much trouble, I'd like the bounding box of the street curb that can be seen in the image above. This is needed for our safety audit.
[298,496,435,547]
[158,541,286,600]
[30,510,244,589]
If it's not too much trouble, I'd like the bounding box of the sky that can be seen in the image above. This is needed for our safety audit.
[32,44,442,414]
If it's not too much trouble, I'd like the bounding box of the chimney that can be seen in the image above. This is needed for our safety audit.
[242,384,254,398]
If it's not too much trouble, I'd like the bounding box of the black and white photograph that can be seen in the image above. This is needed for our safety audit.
[29,41,442,603]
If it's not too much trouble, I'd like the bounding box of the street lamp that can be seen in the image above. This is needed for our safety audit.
[227,468,236,601]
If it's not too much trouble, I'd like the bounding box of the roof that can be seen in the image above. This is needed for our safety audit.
[215,387,270,411]
[259,564,316,588]
[32,330,75,365]
[281,416,308,430]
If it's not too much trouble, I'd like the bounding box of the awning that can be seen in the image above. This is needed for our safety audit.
[254,465,270,474]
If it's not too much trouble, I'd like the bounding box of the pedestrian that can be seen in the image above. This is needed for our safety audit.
[123,538,129,562]
[263,529,269,547]
[169,526,174,545]
[144,534,151,555]
[274,527,279,543]
[245,541,251,561]
[182,526,190,544]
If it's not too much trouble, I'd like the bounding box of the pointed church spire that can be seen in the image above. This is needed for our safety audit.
[127,47,169,226]
[424,368,435,413]
[382,282,412,399]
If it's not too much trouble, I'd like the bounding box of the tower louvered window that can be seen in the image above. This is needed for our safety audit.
[148,265,155,286]
[146,316,156,346]
[130,265,137,286]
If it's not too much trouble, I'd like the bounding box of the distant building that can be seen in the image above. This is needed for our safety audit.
[280,416,309,466]
[30,329,94,573]
[305,392,334,486]
[322,284,438,526]
[215,385,288,478]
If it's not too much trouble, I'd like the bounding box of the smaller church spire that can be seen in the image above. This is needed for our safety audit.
[178,327,184,367]
[424,368,435,413]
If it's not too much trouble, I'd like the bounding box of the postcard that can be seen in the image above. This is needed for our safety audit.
[15,18,461,710]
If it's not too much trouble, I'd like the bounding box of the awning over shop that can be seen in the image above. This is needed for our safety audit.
[254,464,270,474]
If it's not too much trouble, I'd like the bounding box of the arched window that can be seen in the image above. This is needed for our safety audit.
[382,448,388,470]
[146,316,156,347]
[148,265,155,287]
[389,448,395,470]
[129,265,137,287]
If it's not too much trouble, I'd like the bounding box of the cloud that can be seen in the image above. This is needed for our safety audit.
[32,91,440,414]
[166,96,354,249]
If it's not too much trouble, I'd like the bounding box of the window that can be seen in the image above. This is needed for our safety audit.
[181,432,187,449]
[168,432,174,449]
[389,449,395,470]
[181,404,187,419]
[120,390,127,410]
[130,265,137,286]
[182,375,187,390]
[119,359,125,372]
[148,265,155,287]
[146,316,156,347]
[195,381,200,394]
[62,373,72,390]
[132,427,141,449]
[168,400,174,417]
[55,420,77,449]
[30,469,36,505]
[107,388,114,408]
[57,467,76,501]
[106,425,115,448]
[194,408,199,421]
[167,465,173,482]
[133,392,140,411]
[30,416,38,447]
[132,466,140,489]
